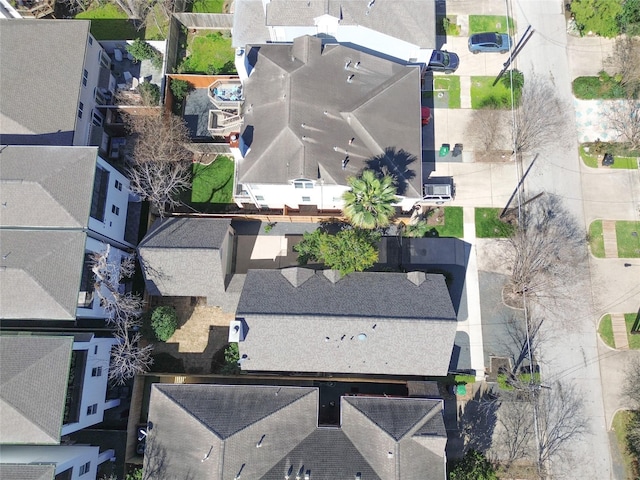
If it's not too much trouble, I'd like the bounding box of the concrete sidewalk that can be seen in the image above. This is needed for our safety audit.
[611,313,629,350]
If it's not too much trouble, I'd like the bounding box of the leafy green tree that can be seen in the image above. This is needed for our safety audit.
[571,0,623,37]
[127,39,156,61]
[125,468,143,480]
[294,228,380,275]
[449,450,498,480]
[149,306,178,342]
[342,170,399,229]
[620,0,640,34]
[170,79,191,101]
[501,69,525,92]
[401,220,432,238]
[220,342,240,375]
[137,82,160,106]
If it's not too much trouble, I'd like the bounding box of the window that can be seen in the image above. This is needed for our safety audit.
[78,102,84,119]
[88,36,93,45]
[86,404,98,415]
[293,179,313,189]
[91,366,102,377]
[255,195,264,201]
[79,462,91,476]
[92,111,103,127]
[111,205,119,215]
[114,180,122,191]
[94,345,98,355]
[90,165,109,222]
[302,196,311,202]
[77,253,95,308]
[83,69,88,87]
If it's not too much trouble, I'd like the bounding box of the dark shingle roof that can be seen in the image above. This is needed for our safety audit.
[0,20,90,145]
[137,217,232,298]
[343,396,442,441]
[0,465,55,480]
[146,384,446,479]
[236,268,457,375]
[0,335,73,444]
[0,146,98,229]
[0,230,86,320]
[239,37,422,198]
[155,384,317,439]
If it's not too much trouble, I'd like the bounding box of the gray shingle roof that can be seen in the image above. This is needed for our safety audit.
[0,146,98,229]
[0,19,90,145]
[146,384,446,479]
[0,335,73,444]
[0,230,86,320]
[236,268,457,375]
[234,0,436,49]
[239,37,422,198]
[137,217,232,298]
[0,465,55,480]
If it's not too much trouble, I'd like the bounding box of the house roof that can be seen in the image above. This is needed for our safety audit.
[0,335,73,444]
[0,19,90,145]
[137,217,232,298]
[146,384,446,479]
[0,230,86,320]
[236,268,457,376]
[0,465,55,480]
[239,36,422,198]
[0,145,98,229]
[233,0,436,49]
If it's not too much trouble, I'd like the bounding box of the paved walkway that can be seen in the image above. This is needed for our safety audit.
[460,206,486,380]
[602,220,619,258]
[611,313,629,350]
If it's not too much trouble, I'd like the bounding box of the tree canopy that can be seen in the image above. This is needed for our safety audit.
[571,0,623,37]
[342,170,399,229]
[294,227,380,275]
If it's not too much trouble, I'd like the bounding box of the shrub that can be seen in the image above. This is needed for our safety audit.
[449,450,498,480]
[127,39,156,61]
[137,82,160,106]
[501,69,524,91]
[170,79,191,101]
[150,306,178,341]
[220,342,240,374]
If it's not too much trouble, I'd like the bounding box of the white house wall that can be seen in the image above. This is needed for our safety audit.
[244,182,350,210]
[88,156,131,246]
[75,33,105,146]
[76,237,129,319]
[61,336,119,436]
[0,445,99,480]
[334,25,429,63]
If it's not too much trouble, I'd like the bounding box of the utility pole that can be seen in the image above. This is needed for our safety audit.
[493,25,535,86]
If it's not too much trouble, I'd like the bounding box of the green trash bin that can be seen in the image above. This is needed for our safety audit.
[439,143,450,157]
[456,384,467,396]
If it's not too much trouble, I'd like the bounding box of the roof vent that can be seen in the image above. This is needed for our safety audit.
[387,451,394,458]
[257,434,265,448]
[305,472,310,480]
[357,333,367,341]
[345,60,351,69]
[347,74,354,83]
[355,474,362,480]
[407,271,426,286]
[342,156,349,170]
[354,61,361,69]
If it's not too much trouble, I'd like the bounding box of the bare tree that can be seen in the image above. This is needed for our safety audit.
[124,113,193,217]
[535,381,590,474]
[503,314,546,378]
[468,107,511,158]
[514,76,571,154]
[604,36,640,97]
[124,113,193,165]
[604,99,640,150]
[493,391,535,465]
[622,354,640,407]
[91,245,153,385]
[504,194,588,313]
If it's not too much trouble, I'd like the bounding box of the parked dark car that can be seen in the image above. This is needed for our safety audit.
[468,32,512,53]
[426,50,460,73]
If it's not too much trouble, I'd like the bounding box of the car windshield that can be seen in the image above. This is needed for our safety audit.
[496,35,503,46]
[441,52,450,66]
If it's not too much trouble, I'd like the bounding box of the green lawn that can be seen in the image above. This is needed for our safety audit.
[192,0,225,12]
[616,221,640,258]
[178,31,235,74]
[191,156,234,204]
[579,145,599,168]
[612,410,640,480]
[626,313,640,349]
[471,76,519,109]
[580,144,639,169]
[588,220,605,258]
[432,206,464,238]
[572,75,628,99]
[428,76,461,109]
[469,15,516,34]
[611,157,640,169]
[475,208,516,238]
[598,314,615,347]
[436,15,461,36]
[75,2,168,39]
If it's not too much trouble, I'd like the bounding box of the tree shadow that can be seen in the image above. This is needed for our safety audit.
[458,390,499,454]
[365,146,418,196]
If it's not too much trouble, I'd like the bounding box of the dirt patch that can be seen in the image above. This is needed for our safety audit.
[475,150,513,162]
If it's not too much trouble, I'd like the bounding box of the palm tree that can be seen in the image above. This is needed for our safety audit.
[342,170,399,229]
